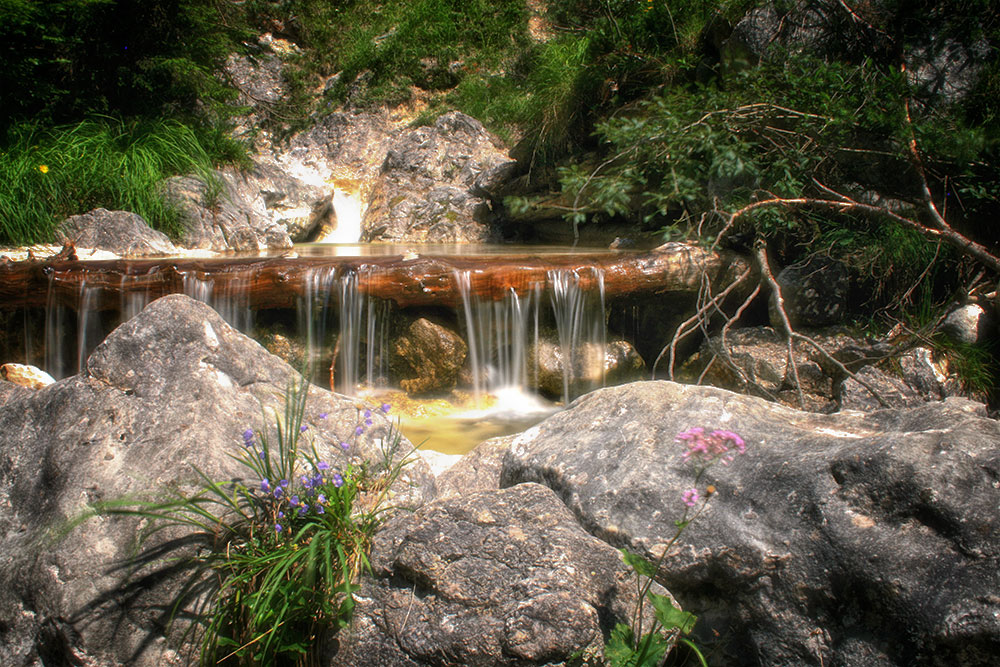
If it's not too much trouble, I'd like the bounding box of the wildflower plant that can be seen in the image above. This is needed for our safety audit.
[605,428,747,667]
[90,378,412,665]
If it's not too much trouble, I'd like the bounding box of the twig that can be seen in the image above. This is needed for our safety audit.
[754,241,805,408]
[652,265,754,379]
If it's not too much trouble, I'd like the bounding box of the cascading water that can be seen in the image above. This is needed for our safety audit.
[454,270,541,398]
[299,265,389,395]
[455,267,607,405]
[181,271,253,333]
[548,267,606,403]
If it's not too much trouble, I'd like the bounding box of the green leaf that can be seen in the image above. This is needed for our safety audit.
[621,549,656,579]
[648,593,697,635]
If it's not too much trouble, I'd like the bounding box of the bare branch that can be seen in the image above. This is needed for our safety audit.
[652,265,754,379]
[754,241,805,408]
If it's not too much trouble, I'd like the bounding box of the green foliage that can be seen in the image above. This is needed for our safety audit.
[0,0,249,129]
[0,117,240,245]
[87,379,412,665]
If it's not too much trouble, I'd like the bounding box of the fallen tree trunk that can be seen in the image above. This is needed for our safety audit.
[0,243,752,312]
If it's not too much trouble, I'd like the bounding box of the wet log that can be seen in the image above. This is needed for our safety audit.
[0,243,752,312]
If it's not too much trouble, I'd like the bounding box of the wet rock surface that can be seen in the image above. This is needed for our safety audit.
[0,295,433,666]
[531,338,646,400]
[334,482,660,666]
[391,317,467,395]
[493,381,1000,666]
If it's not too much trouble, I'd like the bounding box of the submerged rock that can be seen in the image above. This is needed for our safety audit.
[491,381,1000,666]
[0,295,433,666]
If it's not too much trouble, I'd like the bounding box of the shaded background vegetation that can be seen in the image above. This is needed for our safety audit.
[2,0,999,329]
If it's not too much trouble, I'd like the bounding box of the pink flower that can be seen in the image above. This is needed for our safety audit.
[682,488,700,507]
[677,427,747,464]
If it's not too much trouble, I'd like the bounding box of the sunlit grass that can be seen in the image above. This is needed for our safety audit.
[0,117,239,245]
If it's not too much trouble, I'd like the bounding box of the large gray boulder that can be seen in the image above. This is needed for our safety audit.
[362,112,516,243]
[56,208,178,257]
[0,294,433,666]
[334,482,664,666]
[490,381,1000,666]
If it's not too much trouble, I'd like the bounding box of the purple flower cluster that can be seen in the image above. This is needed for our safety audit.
[675,427,746,465]
[244,400,392,536]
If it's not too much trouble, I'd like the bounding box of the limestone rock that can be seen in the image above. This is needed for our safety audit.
[680,326,845,411]
[531,338,645,401]
[166,169,293,251]
[681,327,974,412]
[391,317,467,395]
[0,294,433,666]
[334,483,665,666]
[497,381,1000,666]
[362,112,516,243]
[56,208,178,257]
[940,303,993,345]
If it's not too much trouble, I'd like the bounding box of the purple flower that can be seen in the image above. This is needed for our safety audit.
[340,441,350,451]
[277,511,284,519]
[317,461,330,471]
[317,494,327,504]
[300,424,308,433]
[682,488,700,507]
[275,523,283,533]
[243,428,254,443]
[298,505,308,516]
[381,403,391,413]
[279,479,289,488]
[289,495,300,507]
[364,409,372,419]
[332,473,344,488]
[315,505,325,515]
[319,412,329,419]
[354,425,364,436]
[261,478,271,493]
[364,418,373,427]
[273,486,284,499]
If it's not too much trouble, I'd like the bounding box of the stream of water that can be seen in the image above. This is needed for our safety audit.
[23,243,620,454]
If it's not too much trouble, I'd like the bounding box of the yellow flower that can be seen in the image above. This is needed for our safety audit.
[38,165,49,174]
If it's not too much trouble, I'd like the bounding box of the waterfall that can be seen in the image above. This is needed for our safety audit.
[300,266,388,395]
[455,270,540,397]
[548,267,607,404]
[456,268,607,404]
[43,276,103,378]
[181,271,253,333]
[316,187,363,244]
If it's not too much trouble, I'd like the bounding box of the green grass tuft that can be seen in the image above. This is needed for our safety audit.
[0,117,241,245]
